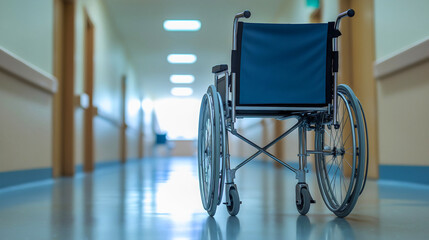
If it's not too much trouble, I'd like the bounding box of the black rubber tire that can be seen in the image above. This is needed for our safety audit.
[314,84,366,218]
[296,188,311,215]
[198,85,221,217]
[227,188,240,216]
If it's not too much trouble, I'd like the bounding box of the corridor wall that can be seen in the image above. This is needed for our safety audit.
[0,0,143,188]
[0,0,55,187]
[374,0,429,184]
[74,0,141,169]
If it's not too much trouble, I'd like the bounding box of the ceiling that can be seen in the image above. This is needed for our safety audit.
[103,0,309,100]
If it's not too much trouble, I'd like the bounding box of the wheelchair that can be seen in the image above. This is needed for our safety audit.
[198,9,368,218]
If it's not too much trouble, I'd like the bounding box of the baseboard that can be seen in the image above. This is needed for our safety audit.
[379,165,429,185]
[0,160,136,190]
[0,167,52,189]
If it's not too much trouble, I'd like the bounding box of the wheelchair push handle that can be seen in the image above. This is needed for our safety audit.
[347,9,355,17]
[235,10,251,19]
[333,8,355,127]
[338,9,355,18]
[335,9,355,29]
[233,10,251,50]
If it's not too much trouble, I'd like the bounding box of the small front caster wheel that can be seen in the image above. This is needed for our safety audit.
[296,188,311,215]
[227,188,240,216]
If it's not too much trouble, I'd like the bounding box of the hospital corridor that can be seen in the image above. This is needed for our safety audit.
[0,0,429,239]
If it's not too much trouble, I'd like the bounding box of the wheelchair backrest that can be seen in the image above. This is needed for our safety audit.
[234,22,335,107]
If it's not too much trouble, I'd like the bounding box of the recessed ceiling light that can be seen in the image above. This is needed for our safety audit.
[171,87,193,96]
[163,20,201,31]
[167,54,197,64]
[170,75,195,84]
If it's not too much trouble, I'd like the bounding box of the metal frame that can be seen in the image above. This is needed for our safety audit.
[198,93,215,210]
[214,10,355,207]
[333,10,354,126]
[236,106,328,112]
[223,117,322,187]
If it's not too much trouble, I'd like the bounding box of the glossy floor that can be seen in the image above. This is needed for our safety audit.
[1,157,429,239]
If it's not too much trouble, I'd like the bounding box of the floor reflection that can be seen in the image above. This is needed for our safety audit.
[296,216,311,240]
[51,178,76,240]
[200,213,356,240]
[226,216,241,239]
[200,216,241,240]
[1,157,429,239]
[83,174,94,240]
[296,216,355,240]
[321,218,355,240]
[200,217,222,240]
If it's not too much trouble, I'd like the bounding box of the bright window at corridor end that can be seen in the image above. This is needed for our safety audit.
[153,98,200,140]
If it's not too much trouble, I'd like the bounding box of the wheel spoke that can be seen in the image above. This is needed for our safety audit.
[338,114,349,145]
[327,157,336,174]
[343,156,353,169]
[344,146,353,152]
[333,100,346,145]
[314,87,365,216]
[324,129,335,146]
[330,164,339,189]
[332,167,338,200]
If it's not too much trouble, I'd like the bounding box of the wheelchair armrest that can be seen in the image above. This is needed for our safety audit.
[212,64,228,73]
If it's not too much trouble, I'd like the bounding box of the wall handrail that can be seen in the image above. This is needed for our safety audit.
[94,107,140,133]
[95,108,122,128]
[0,46,57,94]
[374,36,429,79]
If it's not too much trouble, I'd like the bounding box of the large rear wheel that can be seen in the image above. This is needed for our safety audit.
[315,84,366,217]
[198,85,226,216]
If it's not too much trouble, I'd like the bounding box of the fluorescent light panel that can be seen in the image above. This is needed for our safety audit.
[171,87,193,96]
[163,20,201,31]
[170,75,195,84]
[167,54,197,64]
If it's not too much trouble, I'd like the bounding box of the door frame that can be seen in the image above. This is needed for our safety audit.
[120,75,127,163]
[339,0,379,178]
[83,11,95,172]
[53,0,76,177]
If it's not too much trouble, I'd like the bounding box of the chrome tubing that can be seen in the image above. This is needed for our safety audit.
[231,10,251,125]
[333,9,354,126]
[233,119,302,171]
[232,10,251,50]
[231,130,298,173]
[225,71,230,119]
[297,124,308,183]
